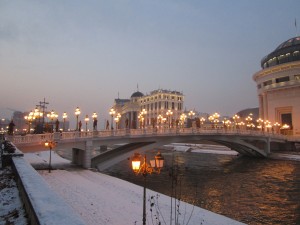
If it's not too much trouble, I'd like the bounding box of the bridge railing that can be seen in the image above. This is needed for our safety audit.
[8,133,53,144]
[6,127,299,145]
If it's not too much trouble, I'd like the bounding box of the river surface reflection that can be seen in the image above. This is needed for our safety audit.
[102,150,300,225]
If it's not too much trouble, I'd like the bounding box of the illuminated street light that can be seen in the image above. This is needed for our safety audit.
[84,115,89,132]
[200,117,206,128]
[75,107,81,131]
[157,114,163,129]
[232,114,240,130]
[44,140,56,173]
[114,113,121,130]
[109,108,116,130]
[273,122,281,134]
[180,113,186,128]
[92,112,98,130]
[62,112,67,131]
[166,110,173,128]
[256,118,264,131]
[131,152,164,225]
[24,111,35,133]
[47,110,58,132]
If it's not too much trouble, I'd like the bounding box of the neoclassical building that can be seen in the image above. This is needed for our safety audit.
[253,36,300,136]
[111,89,184,129]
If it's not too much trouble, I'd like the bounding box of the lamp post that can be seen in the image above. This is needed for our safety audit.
[109,108,116,130]
[62,112,67,131]
[232,114,240,130]
[75,107,81,131]
[131,151,164,225]
[141,109,147,128]
[264,120,272,132]
[24,111,35,133]
[273,122,281,134]
[44,140,56,173]
[84,115,89,132]
[47,110,58,132]
[188,110,195,128]
[256,118,264,132]
[114,113,121,130]
[157,114,163,129]
[92,112,97,130]
[180,113,186,128]
[245,114,253,130]
[166,110,173,128]
[200,117,205,129]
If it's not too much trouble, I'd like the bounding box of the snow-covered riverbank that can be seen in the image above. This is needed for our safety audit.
[26,151,245,225]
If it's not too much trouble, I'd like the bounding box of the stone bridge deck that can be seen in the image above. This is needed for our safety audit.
[7,128,300,168]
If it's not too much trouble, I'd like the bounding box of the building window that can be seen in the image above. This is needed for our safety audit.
[263,80,272,86]
[276,76,289,83]
[257,84,261,89]
[155,102,157,110]
[172,102,175,110]
[295,75,300,80]
[159,102,161,109]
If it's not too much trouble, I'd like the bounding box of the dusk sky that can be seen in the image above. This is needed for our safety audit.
[0,0,299,128]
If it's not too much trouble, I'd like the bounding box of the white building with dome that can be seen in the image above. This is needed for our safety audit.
[253,36,300,136]
[110,89,184,129]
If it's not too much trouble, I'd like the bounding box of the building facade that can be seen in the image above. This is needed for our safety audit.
[111,89,184,129]
[253,36,300,136]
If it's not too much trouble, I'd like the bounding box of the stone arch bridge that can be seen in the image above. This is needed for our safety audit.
[10,128,299,169]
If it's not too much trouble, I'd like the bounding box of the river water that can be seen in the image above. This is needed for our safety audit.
[102,149,300,225]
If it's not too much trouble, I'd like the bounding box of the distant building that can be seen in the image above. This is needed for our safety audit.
[253,36,300,136]
[111,89,184,129]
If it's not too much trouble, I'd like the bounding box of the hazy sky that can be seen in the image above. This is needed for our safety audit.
[0,0,299,127]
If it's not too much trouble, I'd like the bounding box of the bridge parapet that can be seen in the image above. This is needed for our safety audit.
[7,128,299,146]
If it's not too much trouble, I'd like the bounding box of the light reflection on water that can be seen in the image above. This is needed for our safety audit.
[102,150,300,225]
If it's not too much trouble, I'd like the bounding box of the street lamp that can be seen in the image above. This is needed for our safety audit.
[109,108,116,130]
[131,152,164,225]
[62,112,67,131]
[44,140,56,173]
[114,113,121,130]
[24,111,35,133]
[75,107,81,131]
[84,115,89,132]
[92,112,98,130]
[264,120,272,132]
[180,113,186,128]
[200,117,205,128]
[188,110,195,128]
[256,118,264,131]
[166,110,173,128]
[245,114,253,130]
[273,122,281,134]
[47,110,58,132]
[209,112,220,129]
[232,114,240,130]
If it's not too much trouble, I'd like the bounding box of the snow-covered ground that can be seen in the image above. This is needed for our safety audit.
[25,150,245,225]
[0,167,28,224]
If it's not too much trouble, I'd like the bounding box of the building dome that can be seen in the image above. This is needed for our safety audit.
[131,91,144,98]
[261,36,300,69]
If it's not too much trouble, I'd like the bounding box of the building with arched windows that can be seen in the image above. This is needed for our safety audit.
[253,36,300,136]
[111,89,184,129]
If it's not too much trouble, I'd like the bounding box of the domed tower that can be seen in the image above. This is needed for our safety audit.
[253,36,300,136]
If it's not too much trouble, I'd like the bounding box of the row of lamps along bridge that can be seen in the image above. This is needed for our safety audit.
[23,106,291,133]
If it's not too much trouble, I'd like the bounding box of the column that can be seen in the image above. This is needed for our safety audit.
[83,140,93,168]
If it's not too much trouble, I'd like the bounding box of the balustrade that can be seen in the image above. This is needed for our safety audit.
[6,127,297,145]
